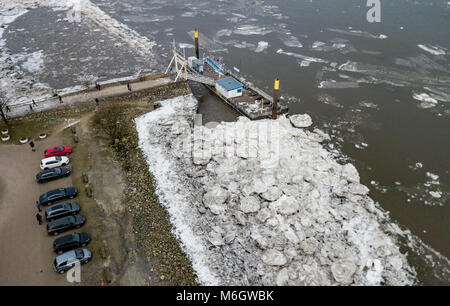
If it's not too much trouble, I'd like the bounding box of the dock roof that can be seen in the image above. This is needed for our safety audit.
[216,77,243,91]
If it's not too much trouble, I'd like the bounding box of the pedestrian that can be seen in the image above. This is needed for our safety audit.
[6,105,10,112]
[36,213,42,225]
[29,104,33,111]
[36,201,41,212]
[29,140,35,152]
[95,98,99,107]
[96,82,101,90]
[32,99,36,106]
[58,95,63,103]
[127,82,131,91]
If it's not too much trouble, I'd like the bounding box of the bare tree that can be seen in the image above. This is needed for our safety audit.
[0,91,9,127]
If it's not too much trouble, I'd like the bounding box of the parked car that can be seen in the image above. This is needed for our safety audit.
[53,248,92,274]
[44,146,72,158]
[53,232,91,254]
[45,202,80,221]
[39,187,78,206]
[36,167,71,183]
[40,156,70,170]
[46,214,86,236]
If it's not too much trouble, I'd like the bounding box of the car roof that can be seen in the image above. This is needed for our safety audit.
[48,203,70,211]
[47,188,66,195]
[49,215,75,226]
[55,249,82,264]
[49,146,63,150]
[40,168,59,174]
[42,156,62,162]
[54,233,79,245]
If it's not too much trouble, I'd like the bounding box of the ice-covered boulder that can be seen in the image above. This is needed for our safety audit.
[341,163,360,183]
[261,186,282,201]
[239,196,261,213]
[256,207,272,223]
[203,185,228,214]
[276,195,300,215]
[276,268,290,286]
[262,249,288,266]
[331,260,357,284]
[300,237,319,255]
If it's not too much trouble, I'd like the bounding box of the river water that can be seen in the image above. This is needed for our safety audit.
[2,0,448,284]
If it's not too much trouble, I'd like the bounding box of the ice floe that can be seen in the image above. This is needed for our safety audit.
[417,44,446,56]
[327,28,388,40]
[234,25,272,36]
[255,41,269,53]
[413,93,438,104]
[276,49,329,67]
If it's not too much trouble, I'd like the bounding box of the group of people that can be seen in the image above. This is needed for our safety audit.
[6,80,135,115]
[36,201,42,225]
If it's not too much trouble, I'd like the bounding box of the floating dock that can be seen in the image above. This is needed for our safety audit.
[166,40,288,120]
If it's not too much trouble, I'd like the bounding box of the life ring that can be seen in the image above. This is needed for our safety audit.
[19,137,28,144]
[1,135,10,141]
[1,129,8,135]
[39,133,47,139]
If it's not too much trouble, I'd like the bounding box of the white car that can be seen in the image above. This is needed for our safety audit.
[40,156,70,170]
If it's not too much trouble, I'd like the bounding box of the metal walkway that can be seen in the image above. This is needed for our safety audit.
[186,73,216,86]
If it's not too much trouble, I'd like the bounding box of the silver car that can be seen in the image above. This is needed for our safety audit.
[53,248,92,274]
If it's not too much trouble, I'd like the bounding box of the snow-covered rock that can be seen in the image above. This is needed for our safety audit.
[262,249,288,266]
[261,186,282,201]
[135,95,417,286]
[331,260,357,284]
[239,196,261,213]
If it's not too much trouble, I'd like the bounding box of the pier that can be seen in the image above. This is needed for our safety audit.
[166,34,289,120]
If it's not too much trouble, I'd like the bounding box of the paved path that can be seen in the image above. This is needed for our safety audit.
[7,77,172,118]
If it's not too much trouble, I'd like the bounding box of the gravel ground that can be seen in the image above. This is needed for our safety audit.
[91,81,198,285]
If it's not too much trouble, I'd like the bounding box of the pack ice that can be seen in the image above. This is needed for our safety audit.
[135,95,416,286]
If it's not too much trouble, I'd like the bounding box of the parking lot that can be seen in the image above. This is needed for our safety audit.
[0,134,73,285]
[0,84,196,285]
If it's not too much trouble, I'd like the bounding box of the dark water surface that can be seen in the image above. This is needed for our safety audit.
[87,0,450,284]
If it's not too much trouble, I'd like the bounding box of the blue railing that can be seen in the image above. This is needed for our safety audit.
[205,58,224,74]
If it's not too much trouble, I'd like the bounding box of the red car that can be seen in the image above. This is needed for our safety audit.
[44,146,72,158]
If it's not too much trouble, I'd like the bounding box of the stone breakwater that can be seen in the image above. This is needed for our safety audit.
[135,95,416,286]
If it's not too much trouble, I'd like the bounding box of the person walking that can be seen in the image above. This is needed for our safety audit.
[58,95,63,104]
[29,140,35,152]
[29,104,33,112]
[6,105,10,112]
[36,213,42,225]
[95,98,99,107]
[36,201,41,212]
[32,99,36,106]
[127,82,131,91]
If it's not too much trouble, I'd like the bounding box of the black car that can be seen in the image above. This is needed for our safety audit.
[46,214,86,236]
[45,202,80,221]
[53,232,91,254]
[39,187,77,206]
[36,167,71,183]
